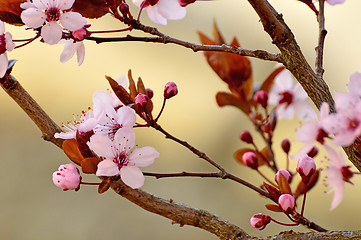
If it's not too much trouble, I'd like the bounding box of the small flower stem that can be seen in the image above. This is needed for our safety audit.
[270,217,300,227]
[89,28,132,34]
[300,182,308,217]
[154,97,166,122]
[14,33,41,49]
[256,169,277,187]
[137,0,147,22]
[81,181,101,186]
[286,152,290,171]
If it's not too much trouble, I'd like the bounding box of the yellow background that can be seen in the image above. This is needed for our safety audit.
[0,0,361,239]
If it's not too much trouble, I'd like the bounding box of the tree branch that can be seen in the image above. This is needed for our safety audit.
[315,0,327,78]
[86,34,281,62]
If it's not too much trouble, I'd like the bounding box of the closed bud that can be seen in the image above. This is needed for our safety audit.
[135,93,148,108]
[52,164,81,191]
[281,139,290,154]
[278,194,295,213]
[297,155,316,183]
[242,152,258,169]
[146,88,154,99]
[240,131,253,144]
[253,90,268,108]
[164,82,178,99]
[119,3,130,16]
[72,26,91,41]
[250,213,271,230]
[275,169,292,184]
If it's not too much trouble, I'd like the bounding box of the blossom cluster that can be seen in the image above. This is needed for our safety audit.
[53,76,159,190]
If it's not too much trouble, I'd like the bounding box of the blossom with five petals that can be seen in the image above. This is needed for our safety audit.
[20,0,87,45]
[0,20,15,77]
[133,0,186,25]
[88,127,159,189]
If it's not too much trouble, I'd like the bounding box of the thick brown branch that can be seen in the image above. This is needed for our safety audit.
[86,34,281,62]
[246,0,361,171]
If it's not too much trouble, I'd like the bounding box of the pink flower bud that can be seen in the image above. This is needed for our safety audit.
[72,27,91,41]
[146,88,154,99]
[52,164,81,191]
[278,194,295,213]
[297,155,316,183]
[135,93,149,108]
[250,213,271,230]
[275,169,292,184]
[240,131,253,144]
[164,82,178,99]
[242,152,258,169]
[281,139,290,154]
[253,90,268,108]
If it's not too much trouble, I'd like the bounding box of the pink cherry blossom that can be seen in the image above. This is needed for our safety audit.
[296,155,316,183]
[268,65,317,121]
[295,102,330,157]
[133,0,186,25]
[324,145,354,210]
[88,128,159,189]
[52,164,81,191]
[135,93,149,107]
[278,194,295,213]
[20,0,87,45]
[164,81,178,99]
[275,169,292,184]
[0,20,15,78]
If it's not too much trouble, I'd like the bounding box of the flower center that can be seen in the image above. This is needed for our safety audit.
[316,128,328,144]
[278,91,293,106]
[348,118,360,131]
[45,7,61,22]
[115,152,128,168]
[0,34,6,55]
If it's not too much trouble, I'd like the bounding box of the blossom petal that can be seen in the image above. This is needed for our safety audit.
[115,106,136,129]
[60,40,76,63]
[41,21,62,45]
[114,128,136,154]
[5,32,15,51]
[88,134,115,159]
[157,0,186,20]
[146,8,167,25]
[60,12,87,31]
[54,131,76,139]
[327,166,345,210]
[21,8,46,28]
[76,42,85,65]
[129,146,159,167]
[0,20,4,34]
[0,53,8,78]
[120,166,144,189]
[326,0,346,5]
[57,0,75,10]
[96,159,119,176]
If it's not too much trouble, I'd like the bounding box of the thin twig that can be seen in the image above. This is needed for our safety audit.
[315,0,327,78]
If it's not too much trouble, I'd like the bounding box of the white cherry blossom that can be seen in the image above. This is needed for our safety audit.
[0,20,15,77]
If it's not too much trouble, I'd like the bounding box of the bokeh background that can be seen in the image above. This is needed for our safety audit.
[1,0,361,239]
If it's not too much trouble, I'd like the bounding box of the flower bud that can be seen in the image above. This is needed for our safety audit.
[240,131,253,144]
[146,88,154,99]
[281,139,290,154]
[135,93,149,108]
[307,147,318,158]
[275,169,292,184]
[178,0,196,7]
[253,90,268,108]
[278,194,295,213]
[119,2,130,16]
[52,164,81,191]
[164,82,178,99]
[72,26,91,41]
[242,152,258,169]
[250,213,271,230]
[297,155,316,183]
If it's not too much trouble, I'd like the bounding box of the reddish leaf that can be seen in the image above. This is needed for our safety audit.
[62,139,84,166]
[137,77,146,94]
[76,131,94,158]
[212,21,225,45]
[71,0,109,19]
[81,157,101,174]
[259,65,285,93]
[265,204,283,212]
[263,182,281,202]
[277,171,293,195]
[198,23,253,100]
[0,0,23,25]
[216,92,250,114]
[98,178,111,193]
[295,170,320,200]
[106,75,133,105]
[128,69,138,100]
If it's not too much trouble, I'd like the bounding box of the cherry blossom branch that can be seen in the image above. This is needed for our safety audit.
[86,34,281,62]
[246,0,361,171]
[315,0,327,78]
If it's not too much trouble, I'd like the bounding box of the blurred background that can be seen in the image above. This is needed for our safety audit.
[1,0,361,239]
